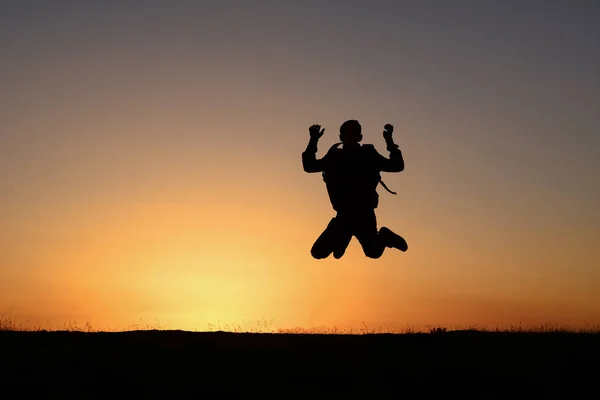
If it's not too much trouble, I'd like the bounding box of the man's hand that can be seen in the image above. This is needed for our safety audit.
[309,124,325,140]
[383,123,399,151]
[383,124,394,141]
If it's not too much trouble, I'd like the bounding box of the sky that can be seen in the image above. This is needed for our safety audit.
[1,0,599,332]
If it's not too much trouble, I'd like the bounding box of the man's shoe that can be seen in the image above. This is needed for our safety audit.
[379,227,408,252]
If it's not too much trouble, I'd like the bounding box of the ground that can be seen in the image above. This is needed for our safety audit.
[1,330,598,397]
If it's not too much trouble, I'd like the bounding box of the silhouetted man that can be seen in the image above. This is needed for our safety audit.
[302,120,408,259]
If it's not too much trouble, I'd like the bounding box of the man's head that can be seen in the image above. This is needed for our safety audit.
[339,119,362,146]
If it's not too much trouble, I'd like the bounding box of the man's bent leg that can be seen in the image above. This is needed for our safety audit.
[353,210,386,259]
[332,229,353,259]
[311,217,345,259]
[357,232,385,258]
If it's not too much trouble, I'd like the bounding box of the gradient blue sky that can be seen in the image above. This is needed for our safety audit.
[1,1,599,331]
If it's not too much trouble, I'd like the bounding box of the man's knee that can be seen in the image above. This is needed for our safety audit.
[311,243,331,259]
[333,248,346,259]
[364,247,384,259]
[360,239,385,259]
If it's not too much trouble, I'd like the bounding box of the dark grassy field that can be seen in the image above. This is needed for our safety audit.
[1,329,599,397]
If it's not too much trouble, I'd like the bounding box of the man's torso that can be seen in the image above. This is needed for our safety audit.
[322,144,382,212]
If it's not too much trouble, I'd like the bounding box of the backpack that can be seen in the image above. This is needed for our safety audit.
[321,143,396,211]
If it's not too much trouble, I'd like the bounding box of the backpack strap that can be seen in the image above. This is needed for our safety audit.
[378,179,397,195]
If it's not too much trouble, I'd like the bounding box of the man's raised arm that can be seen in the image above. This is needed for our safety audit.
[377,123,405,172]
[302,124,327,173]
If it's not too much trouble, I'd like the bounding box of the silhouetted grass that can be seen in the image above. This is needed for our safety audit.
[2,312,599,334]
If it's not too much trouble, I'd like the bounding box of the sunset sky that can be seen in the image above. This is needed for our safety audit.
[1,1,599,332]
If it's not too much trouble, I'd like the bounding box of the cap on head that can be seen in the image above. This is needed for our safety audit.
[339,119,362,144]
